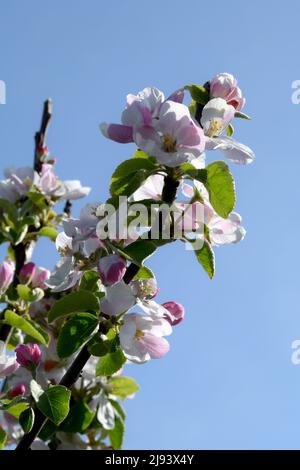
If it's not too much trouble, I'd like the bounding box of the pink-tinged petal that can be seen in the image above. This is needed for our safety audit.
[100,281,136,316]
[132,174,165,201]
[167,88,185,103]
[205,136,255,164]
[134,125,162,155]
[138,333,170,359]
[100,122,133,143]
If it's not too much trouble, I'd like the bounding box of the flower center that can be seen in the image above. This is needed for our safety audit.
[206,119,223,137]
[135,329,145,339]
[162,134,177,152]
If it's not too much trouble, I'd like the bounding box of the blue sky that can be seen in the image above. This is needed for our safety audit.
[1,0,300,449]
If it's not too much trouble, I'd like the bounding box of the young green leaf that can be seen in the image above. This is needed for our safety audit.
[0,427,7,450]
[234,111,251,120]
[121,239,157,266]
[108,417,124,450]
[60,400,95,433]
[195,240,215,279]
[57,313,99,359]
[4,310,47,345]
[38,226,58,242]
[110,158,157,197]
[185,84,210,105]
[205,161,235,218]
[80,270,101,292]
[37,386,71,426]
[19,408,35,433]
[96,349,126,376]
[48,290,99,323]
[108,376,139,400]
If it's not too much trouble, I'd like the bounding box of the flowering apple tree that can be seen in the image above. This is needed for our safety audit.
[0,73,254,450]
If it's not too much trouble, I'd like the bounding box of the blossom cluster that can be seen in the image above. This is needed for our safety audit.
[0,72,254,450]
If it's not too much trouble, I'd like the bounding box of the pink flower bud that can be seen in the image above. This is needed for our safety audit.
[19,262,36,283]
[0,261,14,294]
[97,254,127,286]
[210,73,245,111]
[8,383,26,399]
[16,343,42,368]
[32,267,50,289]
[162,301,185,326]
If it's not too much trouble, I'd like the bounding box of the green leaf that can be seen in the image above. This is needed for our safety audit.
[110,158,157,197]
[121,239,157,266]
[0,427,7,450]
[234,111,251,120]
[57,313,99,359]
[27,188,47,209]
[226,123,234,136]
[0,198,18,225]
[195,241,215,279]
[37,385,71,426]
[185,84,210,105]
[110,400,126,422]
[131,150,157,163]
[96,349,126,376]
[80,270,100,292]
[180,163,207,184]
[19,407,35,433]
[60,400,94,433]
[12,224,28,245]
[0,396,29,411]
[108,417,124,450]
[5,402,29,418]
[17,284,44,302]
[48,290,99,323]
[4,310,47,345]
[133,266,154,280]
[38,226,58,242]
[205,161,235,218]
[38,421,57,441]
[108,376,139,400]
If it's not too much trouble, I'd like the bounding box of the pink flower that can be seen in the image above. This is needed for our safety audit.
[0,261,14,294]
[16,343,42,368]
[119,313,172,363]
[97,254,127,286]
[100,87,165,144]
[135,101,205,167]
[210,73,245,111]
[201,98,235,137]
[32,267,51,289]
[20,262,36,283]
[162,301,185,326]
[8,383,26,399]
[39,163,59,195]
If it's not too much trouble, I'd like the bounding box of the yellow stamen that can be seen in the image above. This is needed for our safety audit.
[135,329,145,339]
[162,134,177,152]
[207,119,223,137]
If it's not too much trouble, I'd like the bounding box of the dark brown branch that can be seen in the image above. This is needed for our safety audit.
[34,99,52,173]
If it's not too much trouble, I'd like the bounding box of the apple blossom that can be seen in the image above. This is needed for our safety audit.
[19,262,36,283]
[119,313,172,363]
[31,266,51,289]
[0,260,14,294]
[162,301,185,326]
[16,343,42,368]
[97,254,127,286]
[201,98,235,137]
[100,86,165,144]
[8,383,26,399]
[210,72,245,111]
[0,341,19,378]
[135,100,205,167]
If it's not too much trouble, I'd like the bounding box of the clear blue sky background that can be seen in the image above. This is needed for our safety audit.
[1,0,300,450]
